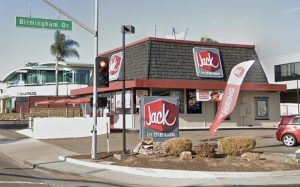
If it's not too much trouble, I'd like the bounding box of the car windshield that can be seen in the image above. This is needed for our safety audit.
[291,117,300,124]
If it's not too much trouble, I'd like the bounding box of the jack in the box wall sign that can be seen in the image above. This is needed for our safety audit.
[140,96,179,142]
[193,47,224,78]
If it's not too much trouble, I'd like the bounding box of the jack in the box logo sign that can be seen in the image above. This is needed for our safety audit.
[193,47,224,78]
[109,52,123,81]
[140,97,179,141]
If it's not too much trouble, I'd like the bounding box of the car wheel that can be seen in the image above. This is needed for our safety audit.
[282,134,297,147]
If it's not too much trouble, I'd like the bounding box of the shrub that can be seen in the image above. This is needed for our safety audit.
[218,137,256,156]
[196,143,215,158]
[163,138,192,157]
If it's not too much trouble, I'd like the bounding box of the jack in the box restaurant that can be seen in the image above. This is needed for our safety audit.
[71,37,286,131]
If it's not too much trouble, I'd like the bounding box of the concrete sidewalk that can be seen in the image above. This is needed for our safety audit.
[1,130,300,186]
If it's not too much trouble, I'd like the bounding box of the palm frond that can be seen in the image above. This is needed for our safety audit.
[64,48,80,59]
[64,39,79,48]
[50,30,79,60]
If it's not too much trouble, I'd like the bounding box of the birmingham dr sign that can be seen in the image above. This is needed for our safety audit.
[140,96,179,142]
[16,16,72,31]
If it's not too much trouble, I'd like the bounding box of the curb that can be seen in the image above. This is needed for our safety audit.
[59,155,300,179]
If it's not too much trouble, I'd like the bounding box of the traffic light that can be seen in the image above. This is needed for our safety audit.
[96,56,109,88]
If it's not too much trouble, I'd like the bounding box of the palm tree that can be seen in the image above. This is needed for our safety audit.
[50,30,79,96]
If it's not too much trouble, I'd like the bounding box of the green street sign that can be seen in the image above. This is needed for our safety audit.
[16,16,72,31]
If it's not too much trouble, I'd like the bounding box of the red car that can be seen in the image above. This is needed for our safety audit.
[276,115,300,147]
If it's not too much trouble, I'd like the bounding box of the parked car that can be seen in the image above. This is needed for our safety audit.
[276,115,300,147]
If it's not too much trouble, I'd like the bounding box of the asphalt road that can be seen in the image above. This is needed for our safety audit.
[0,132,126,187]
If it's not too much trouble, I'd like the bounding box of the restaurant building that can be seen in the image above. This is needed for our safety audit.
[71,37,286,129]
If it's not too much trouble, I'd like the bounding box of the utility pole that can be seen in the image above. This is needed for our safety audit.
[42,0,99,160]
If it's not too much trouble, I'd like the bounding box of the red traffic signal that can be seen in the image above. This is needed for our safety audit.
[96,56,109,88]
[99,60,108,68]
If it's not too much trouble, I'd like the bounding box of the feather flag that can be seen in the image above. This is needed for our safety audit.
[209,60,255,138]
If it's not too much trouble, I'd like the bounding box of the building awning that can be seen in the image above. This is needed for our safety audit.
[35,98,90,106]
[69,97,90,104]
[54,99,73,104]
[36,100,55,105]
[70,79,287,96]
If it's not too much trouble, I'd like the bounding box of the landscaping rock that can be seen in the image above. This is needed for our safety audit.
[138,141,165,155]
[113,153,125,160]
[241,152,260,161]
[180,151,192,160]
[132,142,142,154]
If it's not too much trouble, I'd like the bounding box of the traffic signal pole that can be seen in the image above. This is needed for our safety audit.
[92,0,99,160]
[42,0,99,160]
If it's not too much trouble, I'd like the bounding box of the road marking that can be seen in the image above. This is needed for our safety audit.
[0,181,46,185]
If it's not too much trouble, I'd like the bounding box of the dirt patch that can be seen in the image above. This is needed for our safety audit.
[71,152,300,172]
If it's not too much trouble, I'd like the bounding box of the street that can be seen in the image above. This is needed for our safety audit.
[1,129,300,187]
[0,131,129,187]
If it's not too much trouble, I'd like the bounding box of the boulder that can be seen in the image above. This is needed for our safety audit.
[180,151,192,160]
[241,152,260,161]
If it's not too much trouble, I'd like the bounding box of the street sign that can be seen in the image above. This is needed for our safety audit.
[16,16,72,31]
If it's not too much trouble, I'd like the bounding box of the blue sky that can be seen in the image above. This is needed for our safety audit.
[1,0,300,81]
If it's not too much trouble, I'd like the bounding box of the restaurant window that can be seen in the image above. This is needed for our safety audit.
[114,90,131,114]
[186,89,202,114]
[255,97,269,120]
[152,89,184,113]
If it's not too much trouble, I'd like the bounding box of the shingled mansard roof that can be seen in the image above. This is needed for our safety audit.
[71,37,286,96]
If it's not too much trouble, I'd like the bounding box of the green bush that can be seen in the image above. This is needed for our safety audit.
[163,138,192,157]
[218,137,256,156]
[196,143,215,158]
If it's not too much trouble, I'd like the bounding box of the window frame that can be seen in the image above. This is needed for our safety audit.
[254,97,269,120]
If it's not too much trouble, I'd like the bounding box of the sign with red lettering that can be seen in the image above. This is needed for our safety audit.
[140,96,179,142]
[209,60,255,139]
[193,47,224,78]
[109,52,123,81]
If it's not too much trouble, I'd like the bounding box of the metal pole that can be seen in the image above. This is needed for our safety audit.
[29,0,32,17]
[122,28,126,154]
[297,79,299,114]
[42,0,94,35]
[91,0,99,160]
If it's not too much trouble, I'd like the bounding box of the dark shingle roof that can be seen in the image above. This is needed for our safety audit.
[102,38,267,83]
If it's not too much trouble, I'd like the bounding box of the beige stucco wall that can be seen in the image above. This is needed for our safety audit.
[179,91,281,128]
[131,91,281,130]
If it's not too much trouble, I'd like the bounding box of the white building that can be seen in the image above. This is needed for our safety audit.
[0,62,93,113]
